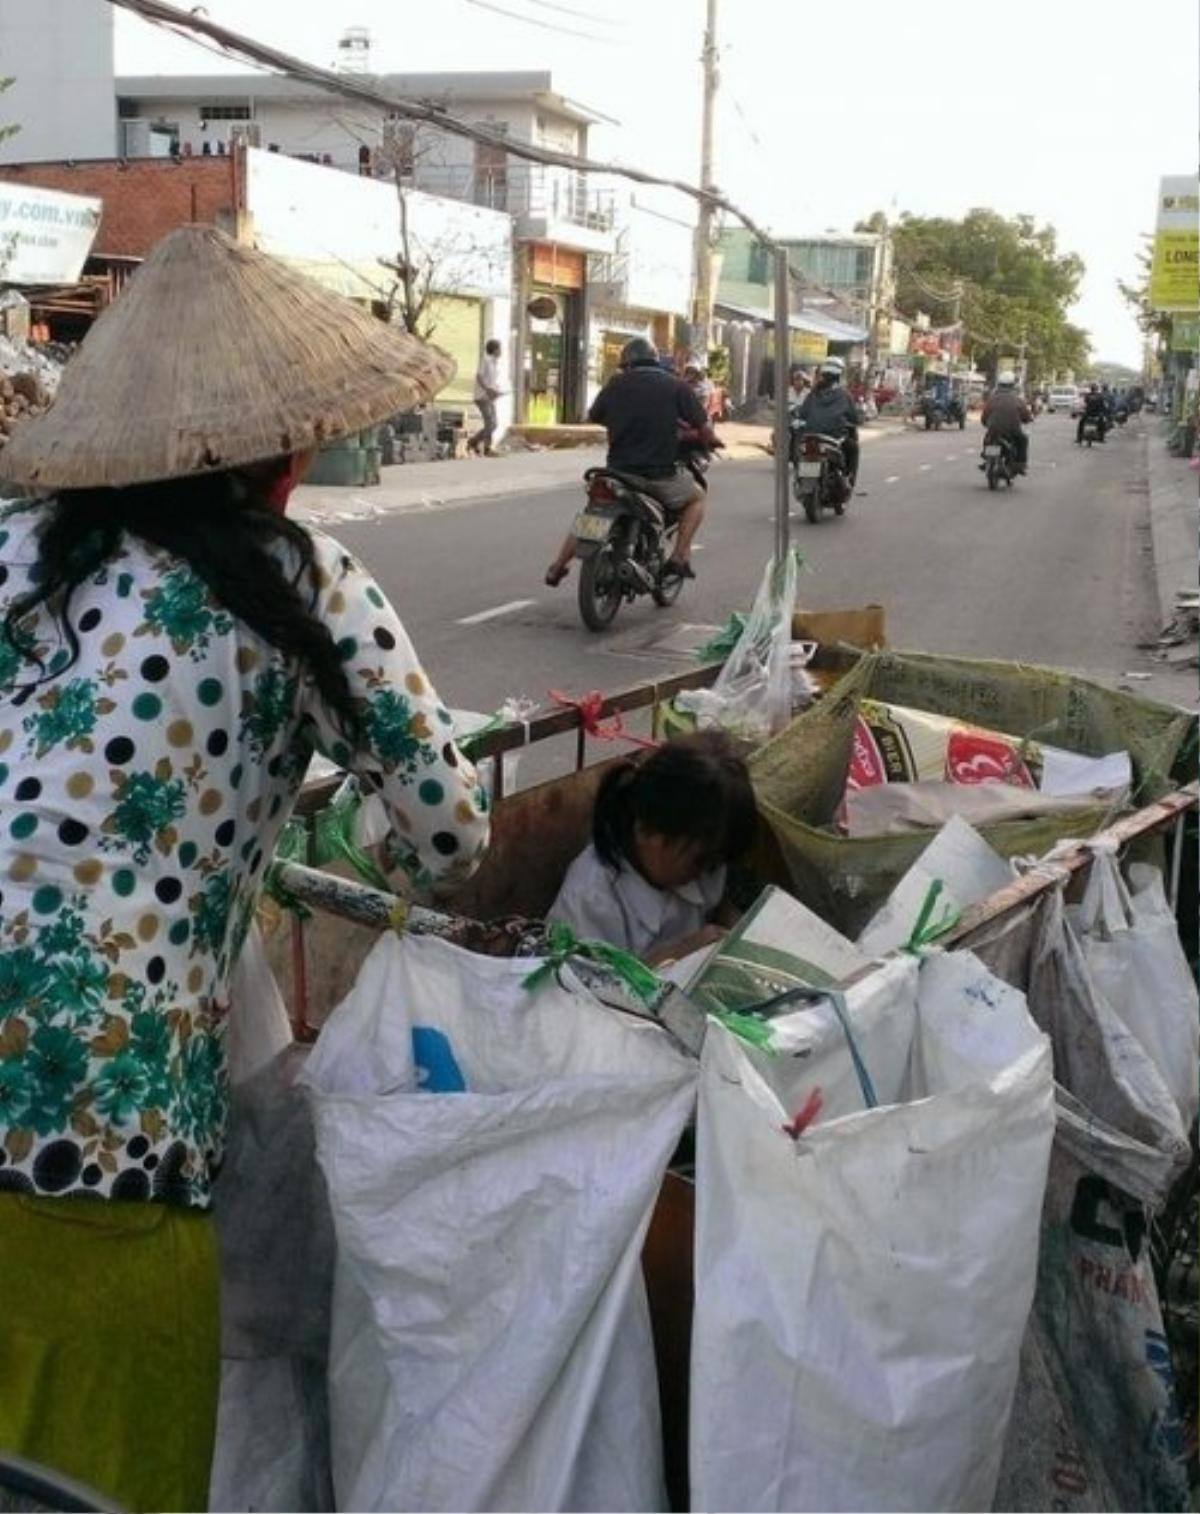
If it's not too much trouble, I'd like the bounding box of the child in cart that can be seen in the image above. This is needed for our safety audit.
[549,731,757,966]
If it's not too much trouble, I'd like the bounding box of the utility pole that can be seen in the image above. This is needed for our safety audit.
[691,0,718,365]
[865,214,889,391]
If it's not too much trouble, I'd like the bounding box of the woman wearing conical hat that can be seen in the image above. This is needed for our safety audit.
[0,226,490,1511]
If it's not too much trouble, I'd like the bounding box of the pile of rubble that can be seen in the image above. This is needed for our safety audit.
[0,334,64,457]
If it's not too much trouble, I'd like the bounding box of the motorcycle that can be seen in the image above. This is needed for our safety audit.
[1080,416,1104,447]
[789,418,853,524]
[1114,404,1129,426]
[981,434,1019,490]
[570,432,715,632]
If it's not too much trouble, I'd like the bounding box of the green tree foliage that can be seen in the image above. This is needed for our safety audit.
[1117,234,1172,344]
[860,208,1090,382]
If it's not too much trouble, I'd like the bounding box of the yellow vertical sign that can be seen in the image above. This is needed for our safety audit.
[1150,175,1199,312]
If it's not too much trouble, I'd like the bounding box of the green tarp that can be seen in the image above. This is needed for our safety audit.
[751,650,1194,936]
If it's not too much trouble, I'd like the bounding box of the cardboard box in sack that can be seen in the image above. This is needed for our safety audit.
[300,932,697,1513]
[690,952,1055,1513]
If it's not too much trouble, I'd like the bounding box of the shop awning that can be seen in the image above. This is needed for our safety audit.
[714,298,868,344]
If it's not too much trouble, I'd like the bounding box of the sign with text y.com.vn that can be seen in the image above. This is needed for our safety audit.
[0,183,101,285]
[1150,174,1199,313]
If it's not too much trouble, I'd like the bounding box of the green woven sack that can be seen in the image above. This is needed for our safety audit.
[751,650,1193,936]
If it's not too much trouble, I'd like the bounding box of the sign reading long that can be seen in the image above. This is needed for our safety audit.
[1150,174,1199,313]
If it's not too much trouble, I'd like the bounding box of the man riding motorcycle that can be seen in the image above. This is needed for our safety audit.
[1077,383,1109,445]
[980,371,1032,474]
[544,336,714,588]
[795,357,862,485]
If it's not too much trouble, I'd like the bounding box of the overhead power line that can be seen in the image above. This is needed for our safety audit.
[517,0,620,26]
[463,0,617,45]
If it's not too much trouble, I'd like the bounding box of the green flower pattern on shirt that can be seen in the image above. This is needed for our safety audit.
[365,689,437,777]
[101,768,188,864]
[141,565,234,658]
[0,507,489,1207]
[24,677,115,757]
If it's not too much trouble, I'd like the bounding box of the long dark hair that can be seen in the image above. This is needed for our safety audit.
[1,468,359,739]
[593,731,758,873]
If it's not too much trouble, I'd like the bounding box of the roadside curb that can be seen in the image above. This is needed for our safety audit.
[1144,431,1197,628]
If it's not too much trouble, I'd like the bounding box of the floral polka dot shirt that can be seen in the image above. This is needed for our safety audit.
[0,501,489,1207]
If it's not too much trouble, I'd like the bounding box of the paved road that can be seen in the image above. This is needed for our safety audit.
[325,413,1186,733]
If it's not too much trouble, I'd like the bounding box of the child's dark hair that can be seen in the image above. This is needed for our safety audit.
[593,731,758,873]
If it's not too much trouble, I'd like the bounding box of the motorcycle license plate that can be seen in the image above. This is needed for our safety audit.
[983,445,1002,457]
[573,511,612,542]
[797,461,823,477]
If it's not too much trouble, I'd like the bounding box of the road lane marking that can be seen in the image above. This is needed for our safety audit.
[919,463,932,471]
[945,454,957,461]
[885,474,900,483]
[457,599,535,625]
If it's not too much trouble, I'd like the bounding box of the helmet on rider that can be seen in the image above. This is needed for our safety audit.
[816,357,845,388]
[620,336,660,370]
[996,371,1017,388]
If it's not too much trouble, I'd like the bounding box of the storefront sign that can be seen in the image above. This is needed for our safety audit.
[791,330,828,362]
[529,242,585,290]
[0,183,100,284]
[1169,314,1199,352]
[1150,175,1199,313]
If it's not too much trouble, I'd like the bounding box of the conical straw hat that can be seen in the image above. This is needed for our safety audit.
[0,223,456,490]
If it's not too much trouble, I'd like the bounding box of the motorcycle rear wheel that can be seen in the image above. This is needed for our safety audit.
[987,464,1000,491]
[802,490,820,524]
[578,546,623,631]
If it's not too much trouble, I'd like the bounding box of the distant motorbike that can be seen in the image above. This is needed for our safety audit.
[570,430,716,632]
[1080,416,1104,447]
[1114,404,1129,426]
[921,393,966,431]
[981,435,1019,489]
[790,416,853,523]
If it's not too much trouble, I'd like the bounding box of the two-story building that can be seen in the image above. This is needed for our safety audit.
[715,228,872,410]
[114,68,619,424]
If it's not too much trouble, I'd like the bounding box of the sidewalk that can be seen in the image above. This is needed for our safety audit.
[292,445,603,524]
[293,416,908,523]
[1145,433,1198,627]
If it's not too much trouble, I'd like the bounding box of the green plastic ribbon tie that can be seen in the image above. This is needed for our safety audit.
[696,612,748,663]
[313,782,394,893]
[522,921,664,1005]
[263,819,313,919]
[715,1009,777,1049]
[904,878,961,955]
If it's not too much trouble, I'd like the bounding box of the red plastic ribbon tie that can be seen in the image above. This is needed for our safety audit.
[781,1087,824,1141]
[548,690,658,750]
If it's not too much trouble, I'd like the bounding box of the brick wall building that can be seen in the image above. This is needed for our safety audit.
[0,157,239,259]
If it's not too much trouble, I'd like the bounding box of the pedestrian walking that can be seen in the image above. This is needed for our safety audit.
[469,338,504,456]
[0,224,490,1513]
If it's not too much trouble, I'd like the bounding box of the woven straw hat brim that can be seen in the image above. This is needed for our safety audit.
[0,224,456,490]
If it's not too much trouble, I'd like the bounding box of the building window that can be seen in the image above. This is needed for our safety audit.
[199,104,252,121]
[748,241,770,284]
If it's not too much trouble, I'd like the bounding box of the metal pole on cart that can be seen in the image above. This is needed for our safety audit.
[773,246,790,564]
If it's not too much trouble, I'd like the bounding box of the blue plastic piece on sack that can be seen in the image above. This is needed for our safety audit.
[412,1026,467,1093]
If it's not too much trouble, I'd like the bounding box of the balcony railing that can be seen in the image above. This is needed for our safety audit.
[403,162,615,232]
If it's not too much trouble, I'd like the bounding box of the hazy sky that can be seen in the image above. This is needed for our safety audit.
[116,0,1199,365]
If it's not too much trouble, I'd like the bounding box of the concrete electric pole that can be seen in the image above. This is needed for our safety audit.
[691,0,719,365]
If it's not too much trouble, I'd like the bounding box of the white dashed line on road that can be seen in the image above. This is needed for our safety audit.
[919,463,932,472]
[885,475,901,484]
[945,454,958,462]
[457,599,535,625]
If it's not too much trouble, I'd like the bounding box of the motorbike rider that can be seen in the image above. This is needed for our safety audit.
[544,336,714,587]
[980,371,1032,473]
[796,356,862,485]
[1077,382,1109,445]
